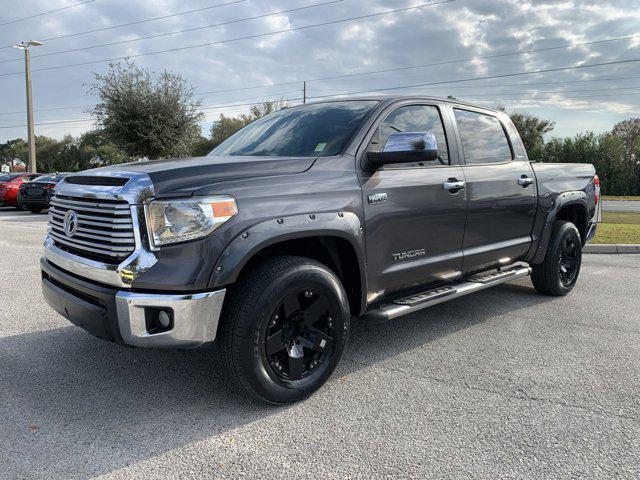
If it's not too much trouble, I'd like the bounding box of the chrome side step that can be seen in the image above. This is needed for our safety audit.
[468,269,518,284]
[362,265,532,322]
[394,286,457,306]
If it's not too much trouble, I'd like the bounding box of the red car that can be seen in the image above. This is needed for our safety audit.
[0,173,41,209]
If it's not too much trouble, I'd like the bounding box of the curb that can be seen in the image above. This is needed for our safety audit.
[584,244,640,254]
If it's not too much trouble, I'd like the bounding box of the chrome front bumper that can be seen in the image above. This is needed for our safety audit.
[42,171,227,348]
[41,257,226,349]
[115,290,226,348]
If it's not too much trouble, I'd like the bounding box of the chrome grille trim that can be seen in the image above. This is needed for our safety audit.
[48,219,134,239]
[48,194,135,261]
[49,207,133,225]
[48,231,130,257]
[42,170,158,288]
[50,196,131,209]
[50,198,131,216]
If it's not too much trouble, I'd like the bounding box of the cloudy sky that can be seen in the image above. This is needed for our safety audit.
[0,0,639,143]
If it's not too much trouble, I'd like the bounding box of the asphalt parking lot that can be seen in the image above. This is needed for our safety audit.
[602,200,640,212]
[1,207,638,479]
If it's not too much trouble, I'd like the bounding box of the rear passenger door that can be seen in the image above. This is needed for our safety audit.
[450,107,537,273]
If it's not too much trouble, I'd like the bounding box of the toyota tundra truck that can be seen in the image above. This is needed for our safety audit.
[41,96,599,404]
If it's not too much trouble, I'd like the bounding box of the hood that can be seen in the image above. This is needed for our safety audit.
[81,155,317,197]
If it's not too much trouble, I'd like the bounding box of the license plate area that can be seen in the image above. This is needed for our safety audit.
[26,188,44,196]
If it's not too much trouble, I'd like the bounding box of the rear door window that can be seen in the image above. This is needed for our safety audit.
[454,109,512,164]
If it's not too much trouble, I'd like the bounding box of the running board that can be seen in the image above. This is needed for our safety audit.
[362,265,532,322]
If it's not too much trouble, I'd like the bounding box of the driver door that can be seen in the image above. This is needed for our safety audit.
[358,103,467,304]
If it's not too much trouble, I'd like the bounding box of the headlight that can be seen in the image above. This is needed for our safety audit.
[145,196,237,249]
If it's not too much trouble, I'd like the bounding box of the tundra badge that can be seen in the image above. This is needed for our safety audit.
[393,249,426,261]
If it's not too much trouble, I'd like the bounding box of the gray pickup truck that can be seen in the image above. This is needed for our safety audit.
[41,96,599,403]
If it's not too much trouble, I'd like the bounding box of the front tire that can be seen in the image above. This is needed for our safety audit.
[531,220,582,296]
[28,207,43,214]
[220,255,350,404]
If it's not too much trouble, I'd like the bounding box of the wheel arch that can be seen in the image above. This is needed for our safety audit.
[209,212,367,315]
[530,192,590,264]
[556,203,588,243]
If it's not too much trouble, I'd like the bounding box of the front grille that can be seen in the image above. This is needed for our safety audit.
[48,194,136,263]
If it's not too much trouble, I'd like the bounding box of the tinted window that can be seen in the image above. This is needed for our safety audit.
[500,114,527,160]
[454,109,512,164]
[368,105,449,166]
[212,101,378,157]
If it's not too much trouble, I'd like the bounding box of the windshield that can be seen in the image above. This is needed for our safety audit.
[210,100,379,157]
[0,174,21,182]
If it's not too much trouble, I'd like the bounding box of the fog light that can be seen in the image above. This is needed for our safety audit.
[158,310,171,328]
[145,307,174,334]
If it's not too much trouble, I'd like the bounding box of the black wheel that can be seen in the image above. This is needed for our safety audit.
[531,220,582,296]
[220,255,350,404]
[28,207,43,214]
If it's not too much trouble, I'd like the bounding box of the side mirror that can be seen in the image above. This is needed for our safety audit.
[367,132,439,169]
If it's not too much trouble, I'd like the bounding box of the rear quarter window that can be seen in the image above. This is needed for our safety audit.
[499,113,528,161]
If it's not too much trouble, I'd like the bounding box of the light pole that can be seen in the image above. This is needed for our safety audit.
[11,40,44,173]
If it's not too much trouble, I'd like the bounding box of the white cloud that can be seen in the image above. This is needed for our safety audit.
[0,0,639,141]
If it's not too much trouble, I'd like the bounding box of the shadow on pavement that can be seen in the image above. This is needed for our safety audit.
[1,280,552,477]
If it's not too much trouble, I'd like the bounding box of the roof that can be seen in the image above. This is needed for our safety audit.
[301,94,496,113]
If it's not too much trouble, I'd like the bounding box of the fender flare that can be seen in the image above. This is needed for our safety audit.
[208,211,367,312]
[529,191,589,264]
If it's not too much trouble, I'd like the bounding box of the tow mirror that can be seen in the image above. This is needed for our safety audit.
[367,132,439,169]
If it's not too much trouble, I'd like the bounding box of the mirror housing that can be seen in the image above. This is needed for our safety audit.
[367,132,439,169]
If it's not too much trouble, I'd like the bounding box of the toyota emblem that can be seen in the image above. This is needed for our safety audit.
[63,210,78,237]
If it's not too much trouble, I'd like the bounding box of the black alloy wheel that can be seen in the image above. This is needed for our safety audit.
[531,220,582,296]
[220,255,350,404]
[558,235,580,287]
[265,289,336,382]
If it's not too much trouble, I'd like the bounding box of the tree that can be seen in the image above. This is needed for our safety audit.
[610,118,640,195]
[211,114,253,147]
[539,132,637,196]
[190,136,217,157]
[498,108,555,161]
[0,138,28,162]
[0,132,129,174]
[611,118,640,159]
[210,99,288,148]
[77,130,129,167]
[89,61,204,160]
[36,135,65,173]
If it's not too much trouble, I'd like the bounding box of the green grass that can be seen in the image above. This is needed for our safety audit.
[592,211,640,244]
[602,195,640,201]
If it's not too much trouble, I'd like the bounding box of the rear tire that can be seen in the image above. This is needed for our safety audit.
[531,220,582,296]
[219,255,350,404]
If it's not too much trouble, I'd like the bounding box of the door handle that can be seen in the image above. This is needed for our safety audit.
[518,176,534,187]
[443,180,466,192]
